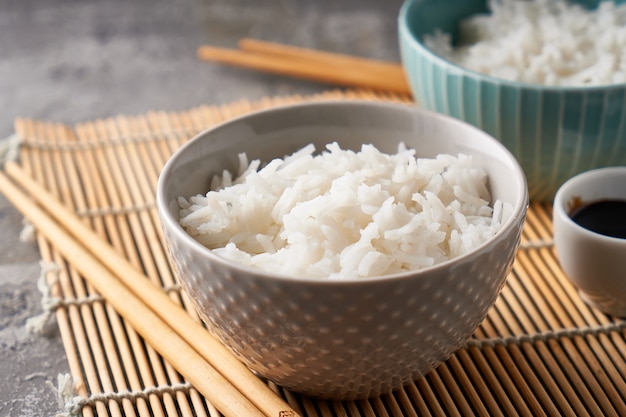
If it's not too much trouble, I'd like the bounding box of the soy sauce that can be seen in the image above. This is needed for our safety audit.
[570,199,626,239]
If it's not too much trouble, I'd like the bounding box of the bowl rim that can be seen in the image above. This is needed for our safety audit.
[157,99,529,285]
[553,166,626,244]
[398,0,626,92]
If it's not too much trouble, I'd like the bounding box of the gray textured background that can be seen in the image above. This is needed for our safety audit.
[0,0,404,415]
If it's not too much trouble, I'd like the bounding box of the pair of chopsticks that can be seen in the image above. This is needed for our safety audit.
[197,38,411,95]
[0,161,300,417]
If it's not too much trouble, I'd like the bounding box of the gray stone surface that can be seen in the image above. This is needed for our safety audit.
[0,0,404,415]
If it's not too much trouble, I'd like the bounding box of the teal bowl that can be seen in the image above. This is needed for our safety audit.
[398,0,626,202]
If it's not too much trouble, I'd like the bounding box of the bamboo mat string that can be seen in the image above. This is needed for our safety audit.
[74,202,156,217]
[25,261,63,334]
[16,126,196,151]
[0,133,21,166]
[59,381,195,416]
[465,322,626,348]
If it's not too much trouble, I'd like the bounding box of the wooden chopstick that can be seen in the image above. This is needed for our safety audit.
[238,38,406,76]
[197,40,411,95]
[0,162,300,417]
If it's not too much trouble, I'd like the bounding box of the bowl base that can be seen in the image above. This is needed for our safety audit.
[579,290,626,318]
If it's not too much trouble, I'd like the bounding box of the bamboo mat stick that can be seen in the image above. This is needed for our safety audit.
[489,290,565,415]
[463,345,517,416]
[196,44,411,95]
[69,124,172,417]
[47,123,143,417]
[414,377,448,415]
[0,171,267,417]
[502,262,593,414]
[402,383,430,415]
[508,260,603,415]
[1,161,299,417]
[446,353,493,416]
[473,319,528,416]
[516,244,620,413]
[15,123,179,417]
[429,365,460,415]
[522,214,626,414]
[144,112,211,324]
[386,393,411,417]
[37,243,104,417]
[391,389,419,417]
[20,121,115,417]
[488,282,572,416]
[425,371,462,416]
[115,116,211,413]
[96,118,200,416]
[446,360,489,415]
[370,397,394,417]
[73,121,191,416]
[499,280,581,415]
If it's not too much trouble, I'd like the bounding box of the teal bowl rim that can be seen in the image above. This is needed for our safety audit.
[398,0,626,93]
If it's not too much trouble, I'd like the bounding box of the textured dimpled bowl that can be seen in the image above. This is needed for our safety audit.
[157,101,528,400]
[398,0,626,203]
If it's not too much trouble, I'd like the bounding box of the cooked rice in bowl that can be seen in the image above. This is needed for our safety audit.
[178,142,505,279]
[424,0,626,86]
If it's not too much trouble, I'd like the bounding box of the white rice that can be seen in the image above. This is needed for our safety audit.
[424,0,626,86]
[178,143,504,279]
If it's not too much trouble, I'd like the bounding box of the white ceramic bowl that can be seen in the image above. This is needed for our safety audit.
[157,100,528,399]
[553,167,626,317]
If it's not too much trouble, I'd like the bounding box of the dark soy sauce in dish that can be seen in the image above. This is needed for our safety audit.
[569,199,626,239]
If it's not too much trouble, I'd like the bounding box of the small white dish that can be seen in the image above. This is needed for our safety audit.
[553,167,626,317]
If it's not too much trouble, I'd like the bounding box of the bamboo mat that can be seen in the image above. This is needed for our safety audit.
[9,89,626,417]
